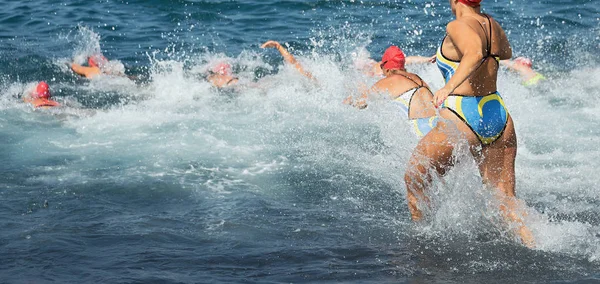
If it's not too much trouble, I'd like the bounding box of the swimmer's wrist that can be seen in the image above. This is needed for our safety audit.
[443,85,455,93]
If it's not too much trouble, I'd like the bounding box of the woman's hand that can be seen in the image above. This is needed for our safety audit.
[261,40,281,49]
[342,96,367,109]
[343,96,354,105]
[433,87,452,108]
[428,55,436,63]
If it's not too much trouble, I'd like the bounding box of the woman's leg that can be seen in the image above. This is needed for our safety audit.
[404,131,452,220]
[404,110,478,220]
[476,116,535,247]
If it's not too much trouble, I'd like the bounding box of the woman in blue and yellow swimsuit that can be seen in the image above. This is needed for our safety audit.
[404,0,535,247]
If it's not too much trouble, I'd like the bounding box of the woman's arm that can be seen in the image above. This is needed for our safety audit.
[261,40,314,79]
[495,21,512,60]
[405,55,436,65]
[500,60,514,69]
[71,63,101,79]
[344,79,391,109]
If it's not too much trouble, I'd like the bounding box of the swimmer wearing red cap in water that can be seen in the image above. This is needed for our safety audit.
[23,81,60,108]
[501,57,546,86]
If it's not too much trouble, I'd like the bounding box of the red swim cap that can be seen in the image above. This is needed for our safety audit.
[211,62,232,75]
[514,57,533,68]
[381,46,406,70]
[458,0,482,7]
[88,54,108,68]
[35,81,51,99]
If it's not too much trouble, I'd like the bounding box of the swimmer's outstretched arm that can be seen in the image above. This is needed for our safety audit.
[261,40,314,80]
[500,59,520,71]
[500,59,544,86]
[500,59,535,74]
[343,80,389,109]
[405,55,436,64]
[70,63,101,79]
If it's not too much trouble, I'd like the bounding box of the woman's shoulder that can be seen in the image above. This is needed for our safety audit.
[377,73,420,89]
[451,17,481,28]
[447,16,491,38]
[446,19,464,29]
[445,19,472,36]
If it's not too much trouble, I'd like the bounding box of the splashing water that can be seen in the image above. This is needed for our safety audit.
[0,0,599,282]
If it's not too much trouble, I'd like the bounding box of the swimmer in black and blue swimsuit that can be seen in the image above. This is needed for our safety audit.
[435,14,508,145]
[404,0,535,248]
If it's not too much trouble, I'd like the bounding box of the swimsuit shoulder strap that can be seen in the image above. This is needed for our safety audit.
[478,14,502,67]
[397,73,423,87]
[413,74,435,95]
[414,74,426,87]
[395,73,434,99]
[474,14,492,57]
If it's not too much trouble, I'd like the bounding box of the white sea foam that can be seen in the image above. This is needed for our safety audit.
[2,28,600,262]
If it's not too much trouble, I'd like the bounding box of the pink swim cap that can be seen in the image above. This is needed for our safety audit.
[211,62,232,75]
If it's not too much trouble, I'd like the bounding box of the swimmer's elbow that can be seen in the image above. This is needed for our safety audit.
[496,44,513,61]
[462,51,484,65]
[505,45,513,60]
[500,49,512,61]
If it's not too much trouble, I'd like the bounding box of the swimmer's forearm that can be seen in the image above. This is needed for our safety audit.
[500,60,517,71]
[296,64,314,80]
[70,63,86,76]
[278,45,315,79]
[276,44,297,65]
[262,41,314,80]
[405,55,435,64]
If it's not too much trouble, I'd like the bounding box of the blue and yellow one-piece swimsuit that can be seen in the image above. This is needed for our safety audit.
[435,15,509,145]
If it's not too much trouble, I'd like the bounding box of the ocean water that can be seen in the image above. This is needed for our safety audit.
[1,0,599,283]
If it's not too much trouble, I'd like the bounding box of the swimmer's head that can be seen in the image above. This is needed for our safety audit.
[34,81,51,99]
[514,57,533,68]
[88,54,108,68]
[210,62,232,76]
[380,46,406,71]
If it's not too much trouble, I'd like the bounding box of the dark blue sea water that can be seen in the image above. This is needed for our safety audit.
[1,0,600,283]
